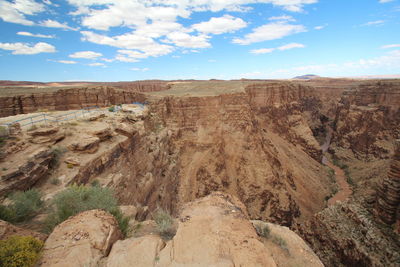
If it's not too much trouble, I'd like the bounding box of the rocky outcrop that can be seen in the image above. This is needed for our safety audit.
[0,148,55,197]
[0,86,147,118]
[0,220,47,241]
[106,235,165,267]
[105,192,322,266]
[28,126,65,144]
[252,220,324,267]
[68,135,100,154]
[333,80,400,159]
[374,140,400,224]
[298,201,400,266]
[39,209,122,267]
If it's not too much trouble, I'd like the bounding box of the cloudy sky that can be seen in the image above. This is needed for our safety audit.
[0,0,399,81]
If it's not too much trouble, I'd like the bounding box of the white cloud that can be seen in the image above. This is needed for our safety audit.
[192,15,247,35]
[268,15,295,22]
[250,42,305,54]
[278,42,305,50]
[69,51,102,59]
[233,22,306,45]
[81,31,174,59]
[250,48,275,54]
[314,25,325,30]
[39,19,78,30]
[379,0,394,3]
[17,31,55,38]
[57,60,77,64]
[165,31,211,48]
[0,0,44,25]
[131,67,149,71]
[381,44,400,49]
[362,20,385,26]
[88,62,105,67]
[0,42,56,55]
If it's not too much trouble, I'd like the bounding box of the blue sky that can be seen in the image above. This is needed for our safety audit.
[0,0,399,81]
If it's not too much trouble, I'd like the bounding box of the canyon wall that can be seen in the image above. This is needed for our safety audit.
[333,80,400,159]
[0,86,147,117]
[131,82,334,226]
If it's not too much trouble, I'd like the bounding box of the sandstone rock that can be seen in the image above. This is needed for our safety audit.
[115,123,136,137]
[157,192,277,266]
[91,126,112,141]
[39,209,122,267]
[0,148,55,197]
[28,126,59,136]
[106,235,165,267]
[0,220,47,241]
[64,157,80,166]
[119,205,137,219]
[252,220,323,267]
[30,132,65,144]
[88,113,106,121]
[68,135,100,154]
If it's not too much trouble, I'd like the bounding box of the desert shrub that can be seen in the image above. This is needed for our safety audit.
[44,185,129,236]
[271,235,288,251]
[0,236,44,267]
[0,205,16,222]
[153,208,176,240]
[0,189,43,223]
[255,223,271,238]
[50,177,60,185]
[9,189,43,222]
[108,106,115,112]
[50,146,67,168]
[90,179,100,187]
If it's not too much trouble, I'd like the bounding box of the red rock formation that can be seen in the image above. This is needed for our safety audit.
[0,86,147,118]
[333,80,400,159]
[374,140,400,224]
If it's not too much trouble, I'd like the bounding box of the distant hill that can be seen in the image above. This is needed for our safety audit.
[292,74,320,80]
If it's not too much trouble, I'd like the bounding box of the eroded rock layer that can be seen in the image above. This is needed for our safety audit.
[0,86,146,117]
[374,141,400,224]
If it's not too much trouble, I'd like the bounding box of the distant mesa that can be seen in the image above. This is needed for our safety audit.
[292,74,320,80]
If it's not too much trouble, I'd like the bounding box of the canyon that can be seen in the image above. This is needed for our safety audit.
[0,78,399,266]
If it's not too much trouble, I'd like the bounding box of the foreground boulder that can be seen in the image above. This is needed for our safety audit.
[39,209,122,267]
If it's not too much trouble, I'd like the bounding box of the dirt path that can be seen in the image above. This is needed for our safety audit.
[321,126,352,205]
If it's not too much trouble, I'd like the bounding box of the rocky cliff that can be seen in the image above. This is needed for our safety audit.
[333,80,400,159]
[374,140,400,225]
[0,86,147,117]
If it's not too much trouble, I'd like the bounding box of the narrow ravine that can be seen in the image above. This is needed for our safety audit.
[321,126,352,205]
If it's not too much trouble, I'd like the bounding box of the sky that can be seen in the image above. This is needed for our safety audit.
[0,0,399,82]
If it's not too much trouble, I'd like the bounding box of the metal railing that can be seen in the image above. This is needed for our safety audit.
[0,106,102,130]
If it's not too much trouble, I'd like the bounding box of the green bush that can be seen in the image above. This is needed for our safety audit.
[0,189,43,223]
[108,106,115,112]
[50,177,60,185]
[153,209,176,240]
[0,236,44,267]
[0,205,15,222]
[50,146,67,168]
[255,223,271,238]
[10,190,43,222]
[44,185,129,236]
[271,235,289,251]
